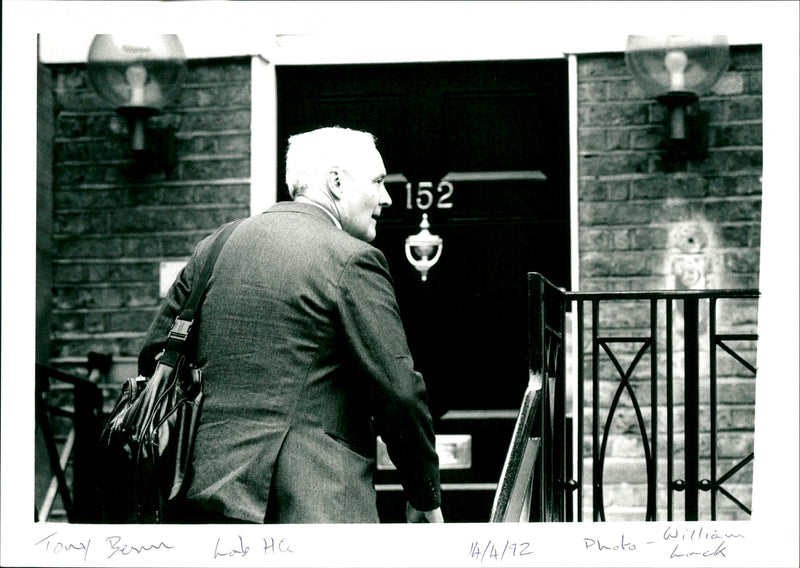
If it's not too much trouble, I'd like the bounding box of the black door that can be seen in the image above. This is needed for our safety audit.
[276,60,569,521]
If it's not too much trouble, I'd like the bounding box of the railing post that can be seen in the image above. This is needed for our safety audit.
[35,366,74,521]
[683,298,700,521]
[591,300,601,521]
[529,273,545,378]
[648,299,658,521]
[72,381,104,522]
[576,299,585,522]
[555,286,567,522]
[529,273,546,521]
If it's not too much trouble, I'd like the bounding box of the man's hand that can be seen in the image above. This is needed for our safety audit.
[406,502,444,523]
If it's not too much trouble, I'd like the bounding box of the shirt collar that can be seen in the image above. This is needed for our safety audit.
[294,196,342,230]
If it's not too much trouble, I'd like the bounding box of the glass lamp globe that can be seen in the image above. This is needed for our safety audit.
[87,35,187,151]
[626,35,729,144]
[625,35,730,100]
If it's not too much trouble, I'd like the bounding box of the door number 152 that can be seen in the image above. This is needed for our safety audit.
[405,181,454,210]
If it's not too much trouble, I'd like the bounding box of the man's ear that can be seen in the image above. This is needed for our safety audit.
[326,169,343,199]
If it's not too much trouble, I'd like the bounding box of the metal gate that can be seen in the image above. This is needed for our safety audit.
[492,273,758,522]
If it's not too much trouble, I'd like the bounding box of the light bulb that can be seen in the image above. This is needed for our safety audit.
[125,64,148,106]
[664,50,688,92]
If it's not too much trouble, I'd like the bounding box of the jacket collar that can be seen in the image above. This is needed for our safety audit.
[268,200,341,229]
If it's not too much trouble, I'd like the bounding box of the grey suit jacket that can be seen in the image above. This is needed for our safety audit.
[140,201,441,523]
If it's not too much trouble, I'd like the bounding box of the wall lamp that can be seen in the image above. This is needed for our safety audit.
[87,34,186,165]
[625,36,730,154]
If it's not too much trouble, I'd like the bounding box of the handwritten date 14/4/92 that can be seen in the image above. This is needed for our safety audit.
[469,539,532,562]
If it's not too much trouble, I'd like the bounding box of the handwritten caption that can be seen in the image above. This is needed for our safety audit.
[583,525,745,560]
[34,532,294,562]
[33,524,748,564]
[213,535,294,559]
[465,525,746,563]
[468,539,533,563]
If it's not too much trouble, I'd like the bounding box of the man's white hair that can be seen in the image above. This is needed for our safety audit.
[285,127,378,198]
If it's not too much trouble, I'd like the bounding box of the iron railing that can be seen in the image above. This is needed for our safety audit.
[492,272,758,522]
[492,273,570,522]
[35,358,107,522]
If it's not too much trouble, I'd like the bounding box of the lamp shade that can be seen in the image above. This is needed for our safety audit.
[87,34,187,113]
[625,36,730,99]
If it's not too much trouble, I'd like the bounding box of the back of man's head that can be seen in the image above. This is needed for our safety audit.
[285,127,377,198]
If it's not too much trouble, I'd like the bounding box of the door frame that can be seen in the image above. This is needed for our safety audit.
[253,53,582,431]
[250,54,581,295]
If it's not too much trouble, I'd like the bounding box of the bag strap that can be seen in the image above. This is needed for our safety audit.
[180,219,242,322]
[162,220,243,360]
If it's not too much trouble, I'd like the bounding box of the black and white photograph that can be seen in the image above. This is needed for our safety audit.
[2,1,798,567]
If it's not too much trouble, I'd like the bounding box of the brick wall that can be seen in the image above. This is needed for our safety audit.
[575,45,761,521]
[38,64,55,363]
[47,57,252,384]
[577,46,762,292]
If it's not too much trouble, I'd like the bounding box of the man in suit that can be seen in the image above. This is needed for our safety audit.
[140,127,443,523]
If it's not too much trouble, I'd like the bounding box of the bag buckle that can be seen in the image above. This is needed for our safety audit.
[168,318,193,342]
